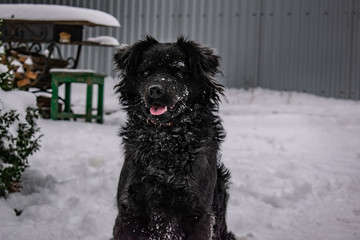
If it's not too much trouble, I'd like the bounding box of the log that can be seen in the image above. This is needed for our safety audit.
[23,63,35,71]
[14,72,25,80]
[18,54,29,63]
[26,70,39,80]
[1,55,6,64]
[9,50,18,58]
[16,78,31,88]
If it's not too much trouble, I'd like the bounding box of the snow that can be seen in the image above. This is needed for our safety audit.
[118,43,130,50]
[1,82,360,240]
[0,88,37,151]
[24,57,33,65]
[0,4,120,27]
[9,58,24,73]
[0,63,8,74]
[87,36,120,46]
[0,88,37,116]
[50,68,96,73]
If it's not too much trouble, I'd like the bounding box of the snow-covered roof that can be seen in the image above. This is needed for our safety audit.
[50,68,96,73]
[86,36,120,46]
[0,4,120,27]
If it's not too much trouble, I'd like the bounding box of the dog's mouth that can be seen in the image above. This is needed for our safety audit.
[149,103,177,116]
[145,102,180,126]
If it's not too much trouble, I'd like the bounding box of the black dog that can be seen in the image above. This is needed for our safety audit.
[113,36,235,240]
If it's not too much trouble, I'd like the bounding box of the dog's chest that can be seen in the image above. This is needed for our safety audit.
[133,130,195,184]
[124,125,209,197]
[126,124,205,161]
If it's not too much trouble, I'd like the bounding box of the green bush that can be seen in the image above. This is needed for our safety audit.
[0,19,42,197]
[0,19,14,91]
[0,108,42,197]
[0,68,14,91]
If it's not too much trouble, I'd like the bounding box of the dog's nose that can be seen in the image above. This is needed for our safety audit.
[148,84,165,99]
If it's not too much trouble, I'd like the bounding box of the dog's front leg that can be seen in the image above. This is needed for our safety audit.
[183,213,214,240]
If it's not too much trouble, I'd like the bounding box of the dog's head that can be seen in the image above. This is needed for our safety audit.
[114,36,223,125]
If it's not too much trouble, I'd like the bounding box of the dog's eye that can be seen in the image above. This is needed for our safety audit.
[141,71,149,78]
[175,70,188,79]
[176,72,183,78]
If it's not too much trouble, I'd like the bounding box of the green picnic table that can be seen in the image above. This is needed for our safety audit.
[50,69,105,124]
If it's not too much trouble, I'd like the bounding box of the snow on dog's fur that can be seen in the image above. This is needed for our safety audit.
[113,36,235,240]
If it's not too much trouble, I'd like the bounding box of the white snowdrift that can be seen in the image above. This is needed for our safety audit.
[0,88,37,117]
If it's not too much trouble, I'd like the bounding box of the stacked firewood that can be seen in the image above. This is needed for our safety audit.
[1,50,40,88]
[1,50,67,89]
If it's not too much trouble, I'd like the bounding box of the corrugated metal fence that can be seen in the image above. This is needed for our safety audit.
[2,0,359,99]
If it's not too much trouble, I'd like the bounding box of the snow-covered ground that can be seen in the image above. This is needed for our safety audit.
[1,78,360,240]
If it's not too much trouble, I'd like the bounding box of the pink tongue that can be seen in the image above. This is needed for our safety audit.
[150,104,167,115]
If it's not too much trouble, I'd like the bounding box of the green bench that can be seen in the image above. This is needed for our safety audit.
[50,69,105,123]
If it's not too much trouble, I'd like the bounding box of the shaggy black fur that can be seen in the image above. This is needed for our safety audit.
[113,36,235,240]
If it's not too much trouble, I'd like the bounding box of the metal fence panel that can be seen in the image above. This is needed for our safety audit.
[1,0,359,99]
[351,0,360,100]
[258,0,354,98]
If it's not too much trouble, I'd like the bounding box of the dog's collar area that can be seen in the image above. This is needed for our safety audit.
[147,118,174,127]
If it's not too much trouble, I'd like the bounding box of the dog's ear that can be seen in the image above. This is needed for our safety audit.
[114,35,159,75]
[113,44,130,71]
[176,36,224,94]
